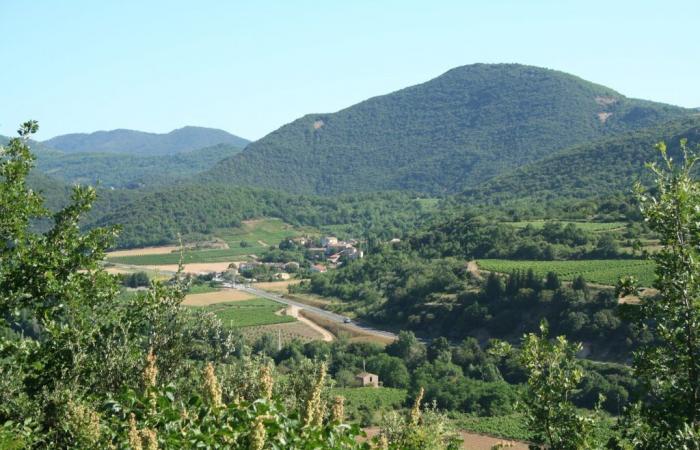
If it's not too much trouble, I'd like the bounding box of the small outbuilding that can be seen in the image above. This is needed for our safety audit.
[355,372,380,388]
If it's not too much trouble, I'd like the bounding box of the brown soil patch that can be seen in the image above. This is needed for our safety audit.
[183,290,255,306]
[104,267,134,275]
[106,246,179,257]
[254,280,301,294]
[597,112,613,123]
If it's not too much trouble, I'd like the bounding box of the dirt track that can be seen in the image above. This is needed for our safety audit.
[286,305,334,342]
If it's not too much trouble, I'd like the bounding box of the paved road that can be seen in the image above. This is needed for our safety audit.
[107,262,397,341]
[233,284,397,341]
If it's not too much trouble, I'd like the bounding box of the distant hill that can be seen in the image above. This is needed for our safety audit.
[43,126,249,155]
[462,117,700,205]
[34,143,244,188]
[206,64,691,195]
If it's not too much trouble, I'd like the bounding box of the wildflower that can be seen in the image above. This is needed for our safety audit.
[65,400,101,445]
[141,428,158,450]
[303,362,327,427]
[143,348,158,388]
[376,433,389,450]
[331,396,345,423]
[203,362,223,408]
[128,414,142,450]
[249,416,266,450]
[260,364,274,400]
[410,387,424,426]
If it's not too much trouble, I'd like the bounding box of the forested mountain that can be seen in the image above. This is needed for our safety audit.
[43,126,248,155]
[206,64,690,195]
[463,116,700,205]
[33,143,243,188]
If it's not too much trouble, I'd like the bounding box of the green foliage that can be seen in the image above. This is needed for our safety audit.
[207,64,689,195]
[87,187,434,248]
[495,322,604,449]
[615,140,700,447]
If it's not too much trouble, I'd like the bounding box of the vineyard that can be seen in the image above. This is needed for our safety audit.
[200,298,296,328]
[503,220,627,232]
[476,259,656,287]
[239,320,324,344]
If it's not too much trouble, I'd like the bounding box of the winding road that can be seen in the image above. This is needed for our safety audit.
[232,284,397,341]
[108,261,397,342]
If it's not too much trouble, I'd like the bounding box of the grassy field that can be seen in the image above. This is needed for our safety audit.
[503,220,627,232]
[107,218,315,266]
[200,298,296,328]
[476,259,656,287]
[186,283,220,295]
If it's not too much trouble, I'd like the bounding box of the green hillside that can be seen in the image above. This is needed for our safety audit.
[206,63,690,195]
[34,143,243,188]
[85,185,436,248]
[463,117,700,205]
[43,125,248,155]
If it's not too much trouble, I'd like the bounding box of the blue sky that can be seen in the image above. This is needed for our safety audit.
[1,0,698,140]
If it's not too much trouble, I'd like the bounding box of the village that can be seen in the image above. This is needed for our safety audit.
[214,235,365,283]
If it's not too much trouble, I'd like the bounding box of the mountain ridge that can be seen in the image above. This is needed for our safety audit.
[43,125,249,155]
[205,63,691,195]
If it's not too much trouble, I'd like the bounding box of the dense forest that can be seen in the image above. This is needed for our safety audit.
[463,117,700,205]
[82,185,438,248]
[33,143,244,188]
[207,64,690,195]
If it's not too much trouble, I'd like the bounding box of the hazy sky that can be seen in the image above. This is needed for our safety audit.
[1,0,698,140]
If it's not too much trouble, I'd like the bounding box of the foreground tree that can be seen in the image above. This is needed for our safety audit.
[494,323,602,450]
[617,140,700,447]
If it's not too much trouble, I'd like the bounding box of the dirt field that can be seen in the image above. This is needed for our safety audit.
[106,246,179,257]
[363,427,527,450]
[183,289,255,306]
[254,280,301,294]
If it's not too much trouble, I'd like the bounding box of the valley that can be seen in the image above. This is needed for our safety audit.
[4,59,700,448]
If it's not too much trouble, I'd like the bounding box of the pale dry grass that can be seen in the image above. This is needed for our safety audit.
[142,262,237,274]
[103,266,171,281]
[106,246,179,257]
[254,280,301,294]
[183,290,255,306]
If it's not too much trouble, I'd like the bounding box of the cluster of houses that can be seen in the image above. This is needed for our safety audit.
[291,235,364,273]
